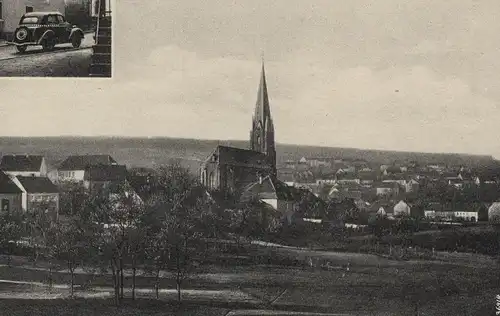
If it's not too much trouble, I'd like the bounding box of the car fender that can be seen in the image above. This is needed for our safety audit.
[69,28,84,40]
[37,30,56,44]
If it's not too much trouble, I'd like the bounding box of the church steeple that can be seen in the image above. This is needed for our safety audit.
[250,60,276,175]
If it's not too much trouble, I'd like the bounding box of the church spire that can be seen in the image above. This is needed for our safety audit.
[250,59,276,175]
[254,60,271,123]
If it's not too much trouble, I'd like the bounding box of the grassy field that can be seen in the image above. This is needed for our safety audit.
[0,299,229,316]
[0,245,497,316]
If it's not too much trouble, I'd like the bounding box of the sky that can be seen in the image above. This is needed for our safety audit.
[1,0,500,157]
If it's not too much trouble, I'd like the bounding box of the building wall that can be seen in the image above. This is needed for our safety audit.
[58,170,85,182]
[0,0,66,38]
[40,157,48,176]
[0,193,22,213]
[201,160,269,193]
[27,192,59,215]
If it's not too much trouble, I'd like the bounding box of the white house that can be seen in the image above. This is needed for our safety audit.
[240,175,299,225]
[58,154,118,182]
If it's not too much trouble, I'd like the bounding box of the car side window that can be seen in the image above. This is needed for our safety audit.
[47,15,57,24]
[57,15,65,23]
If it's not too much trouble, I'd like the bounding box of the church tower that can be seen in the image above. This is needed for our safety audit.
[250,61,277,175]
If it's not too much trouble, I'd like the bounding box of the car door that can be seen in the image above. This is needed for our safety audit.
[46,14,60,39]
[57,14,72,42]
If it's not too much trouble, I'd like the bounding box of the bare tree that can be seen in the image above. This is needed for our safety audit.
[145,163,210,302]
[0,211,25,266]
[80,182,143,305]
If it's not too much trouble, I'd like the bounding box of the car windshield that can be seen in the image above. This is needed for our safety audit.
[20,17,40,24]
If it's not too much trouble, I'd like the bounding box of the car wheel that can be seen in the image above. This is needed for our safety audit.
[42,38,56,51]
[16,46,27,54]
[71,35,82,48]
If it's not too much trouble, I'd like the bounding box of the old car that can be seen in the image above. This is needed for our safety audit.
[9,11,85,53]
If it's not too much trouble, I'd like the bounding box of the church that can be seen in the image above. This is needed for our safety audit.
[200,62,278,195]
[199,63,325,220]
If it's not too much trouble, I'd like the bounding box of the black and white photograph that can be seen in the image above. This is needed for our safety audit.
[0,0,499,315]
[0,0,112,77]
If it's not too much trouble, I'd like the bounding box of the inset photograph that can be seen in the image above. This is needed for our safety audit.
[0,0,112,77]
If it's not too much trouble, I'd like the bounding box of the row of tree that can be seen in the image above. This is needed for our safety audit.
[0,163,282,306]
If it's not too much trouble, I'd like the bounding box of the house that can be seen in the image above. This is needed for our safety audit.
[58,154,118,182]
[358,170,377,186]
[12,176,59,215]
[424,210,478,222]
[83,164,128,192]
[0,171,22,213]
[335,173,360,183]
[404,179,420,192]
[0,0,66,40]
[0,154,48,177]
[375,182,400,196]
[328,182,363,200]
[393,200,411,217]
[127,173,154,202]
[278,168,295,186]
[240,175,298,225]
[383,166,403,176]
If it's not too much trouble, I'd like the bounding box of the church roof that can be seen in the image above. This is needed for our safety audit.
[211,145,272,169]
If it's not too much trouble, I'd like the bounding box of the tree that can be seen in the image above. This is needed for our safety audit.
[145,163,209,302]
[0,211,25,266]
[51,218,86,298]
[26,205,58,290]
[59,181,86,216]
[80,182,144,305]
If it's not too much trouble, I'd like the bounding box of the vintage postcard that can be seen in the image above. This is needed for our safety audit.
[0,1,498,315]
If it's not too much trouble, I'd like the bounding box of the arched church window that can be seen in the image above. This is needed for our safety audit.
[227,167,235,193]
[201,168,207,185]
[209,171,215,189]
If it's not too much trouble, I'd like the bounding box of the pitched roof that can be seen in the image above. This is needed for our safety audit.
[0,155,43,172]
[59,155,117,170]
[241,175,296,201]
[211,146,272,169]
[17,176,58,193]
[84,164,128,182]
[0,171,22,194]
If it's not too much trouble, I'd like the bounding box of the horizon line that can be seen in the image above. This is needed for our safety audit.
[0,135,496,159]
